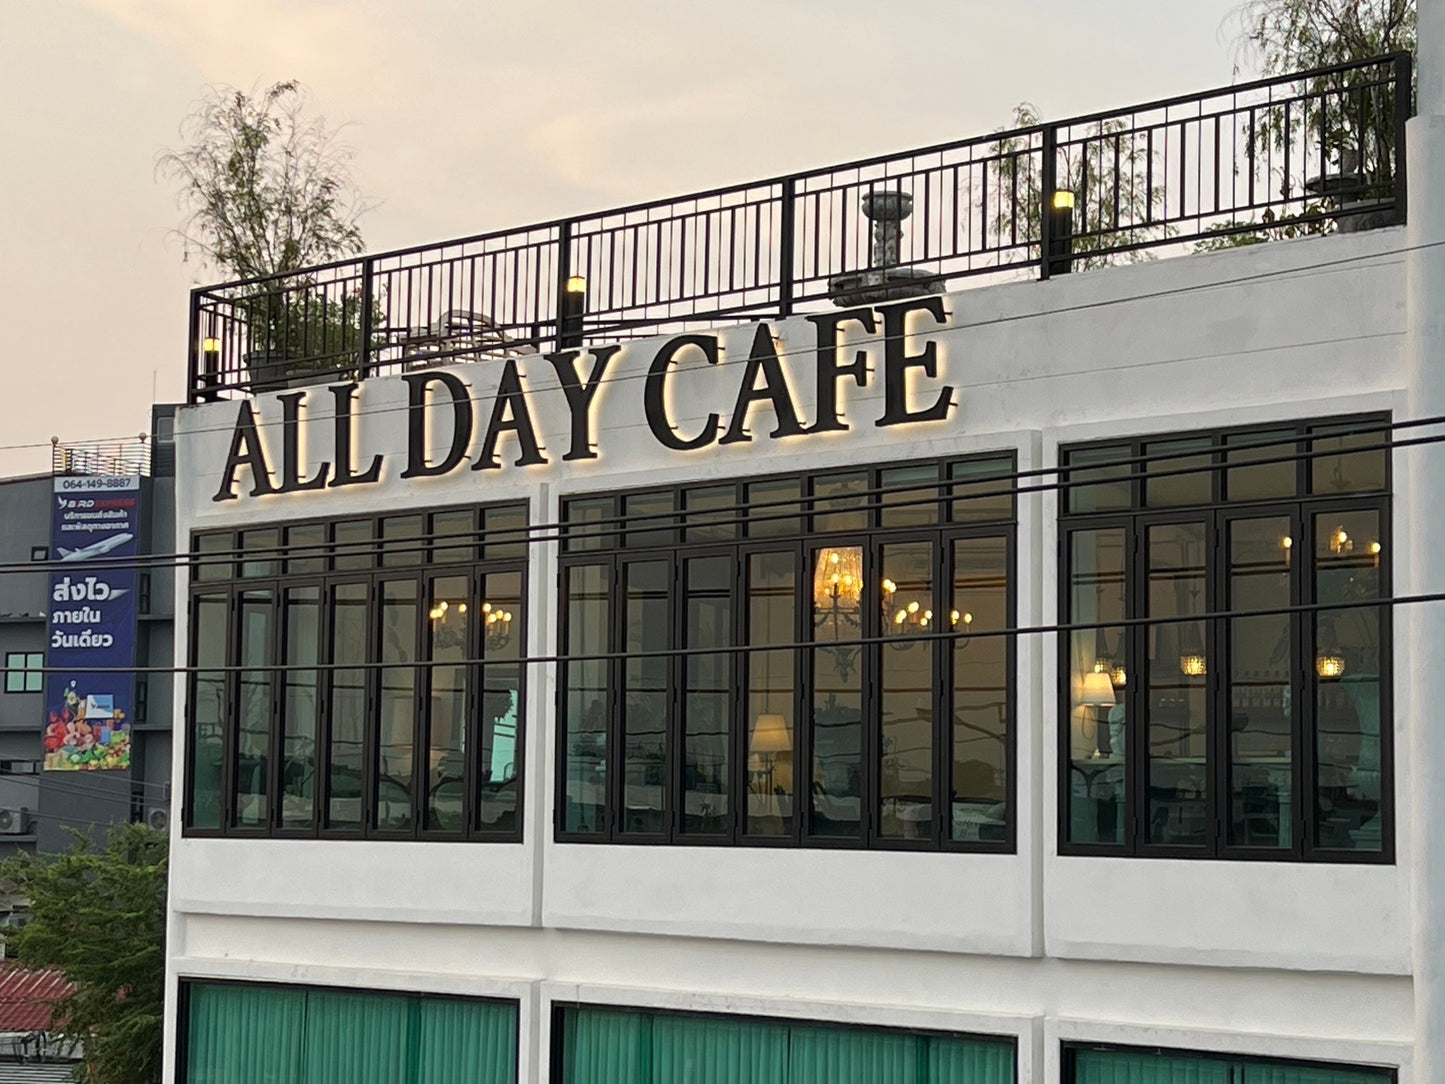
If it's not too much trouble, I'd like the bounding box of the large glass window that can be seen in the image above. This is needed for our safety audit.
[558,457,1015,849]
[1064,1042,1392,1083]
[3,653,42,694]
[1061,416,1391,861]
[184,503,527,840]
[556,1004,1015,1084]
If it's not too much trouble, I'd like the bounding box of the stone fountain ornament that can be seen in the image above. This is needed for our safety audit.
[827,189,947,307]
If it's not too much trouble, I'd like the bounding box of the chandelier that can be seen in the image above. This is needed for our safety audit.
[881,576,970,637]
[813,547,863,615]
[427,597,514,653]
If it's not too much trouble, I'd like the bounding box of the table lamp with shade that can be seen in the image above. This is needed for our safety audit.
[1080,671,1117,758]
[750,713,792,793]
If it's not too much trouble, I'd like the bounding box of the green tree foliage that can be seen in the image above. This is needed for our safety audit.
[1235,0,1415,76]
[156,80,368,281]
[157,81,374,377]
[985,103,1165,271]
[0,824,167,1084]
[1198,1,1415,249]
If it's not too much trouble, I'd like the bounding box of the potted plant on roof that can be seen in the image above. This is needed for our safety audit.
[158,80,374,390]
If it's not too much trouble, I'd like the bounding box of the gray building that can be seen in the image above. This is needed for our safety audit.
[0,406,176,860]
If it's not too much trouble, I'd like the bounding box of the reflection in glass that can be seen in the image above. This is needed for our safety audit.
[189,594,227,830]
[480,570,522,834]
[1311,425,1388,496]
[193,533,232,583]
[381,515,423,567]
[564,565,608,833]
[811,547,861,838]
[1145,439,1213,507]
[746,479,802,538]
[430,509,475,565]
[426,575,469,832]
[950,457,1016,523]
[1066,444,1132,514]
[1146,522,1208,847]
[683,557,731,835]
[563,498,614,553]
[239,530,279,578]
[1314,509,1384,852]
[684,486,738,542]
[952,537,1008,843]
[1228,518,1293,848]
[233,591,272,828]
[622,561,669,835]
[880,465,939,529]
[479,664,521,833]
[377,580,418,830]
[813,472,868,533]
[327,583,368,829]
[878,542,933,839]
[1226,429,1298,502]
[332,519,372,571]
[281,587,319,829]
[285,523,326,575]
[747,552,795,837]
[1068,529,1127,845]
[484,504,529,559]
[625,493,675,549]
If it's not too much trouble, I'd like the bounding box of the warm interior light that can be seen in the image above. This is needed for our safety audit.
[814,547,863,612]
[1180,654,1208,677]
[1330,526,1353,555]
[566,275,587,294]
[202,337,221,354]
[1316,653,1346,680]
[1080,671,1116,707]
[1052,190,1076,210]
[1110,663,1128,688]
[751,713,792,753]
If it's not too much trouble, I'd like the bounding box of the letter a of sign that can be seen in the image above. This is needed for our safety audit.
[213,401,278,501]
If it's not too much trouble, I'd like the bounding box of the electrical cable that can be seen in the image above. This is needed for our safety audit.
[1,411,1420,577]
[170,232,1420,442]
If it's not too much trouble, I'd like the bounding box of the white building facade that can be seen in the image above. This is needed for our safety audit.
[162,23,1445,1084]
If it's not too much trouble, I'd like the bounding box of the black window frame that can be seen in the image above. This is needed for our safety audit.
[555,454,1018,852]
[1061,1040,1396,1082]
[3,652,43,694]
[182,501,529,842]
[1058,414,1394,863]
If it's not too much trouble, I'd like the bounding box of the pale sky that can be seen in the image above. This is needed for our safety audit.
[0,0,1249,476]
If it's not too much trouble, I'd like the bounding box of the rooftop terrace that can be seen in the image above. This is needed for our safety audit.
[187,55,1412,404]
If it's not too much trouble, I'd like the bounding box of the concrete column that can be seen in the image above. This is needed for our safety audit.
[1407,1,1445,1078]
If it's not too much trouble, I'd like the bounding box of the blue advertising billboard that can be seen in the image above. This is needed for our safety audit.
[42,475,140,771]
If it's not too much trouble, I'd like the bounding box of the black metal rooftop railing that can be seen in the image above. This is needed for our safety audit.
[52,437,151,478]
[188,54,1412,403]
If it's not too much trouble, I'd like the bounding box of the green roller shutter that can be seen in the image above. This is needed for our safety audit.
[1073,1048,1232,1084]
[1241,1065,1393,1084]
[558,1005,1014,1084]
[561,1005,648,1084]
[184,983,516,1084]
[650,1011,789,1084]
[187,983,305,1084]
[1071,1048,1392,1084]
[301,990,413,1084]
[417,995,519,1084]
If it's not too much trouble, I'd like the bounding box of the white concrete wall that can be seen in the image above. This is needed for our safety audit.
[164,224,1416,1083]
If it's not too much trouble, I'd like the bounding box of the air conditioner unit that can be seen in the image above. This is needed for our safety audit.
[0,809,32,835]
[145,806,169,832]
